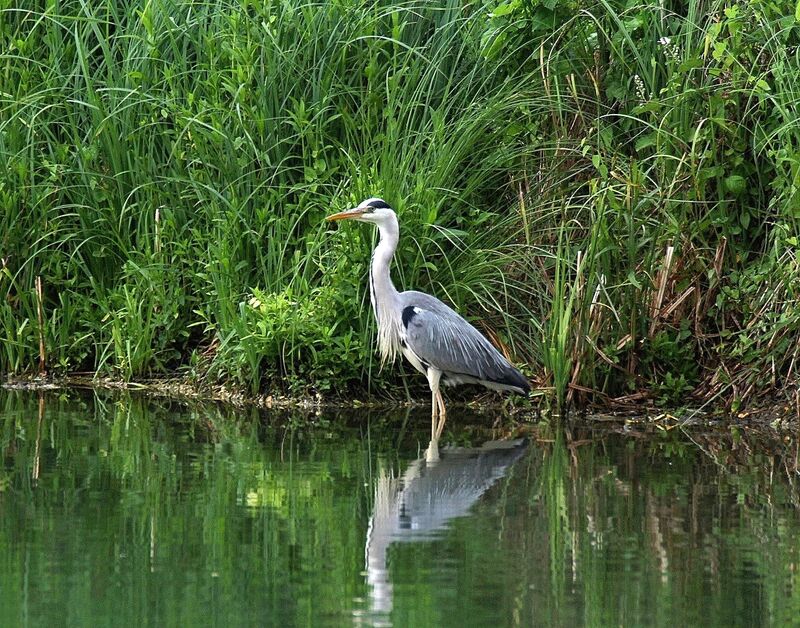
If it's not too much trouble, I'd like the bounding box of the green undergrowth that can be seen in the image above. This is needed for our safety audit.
[2,0,800,412]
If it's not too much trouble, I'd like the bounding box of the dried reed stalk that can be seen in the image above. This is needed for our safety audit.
[35,275,46,375]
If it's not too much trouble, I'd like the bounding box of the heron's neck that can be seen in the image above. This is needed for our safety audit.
[370,218,402,363]
[371,221,400,300]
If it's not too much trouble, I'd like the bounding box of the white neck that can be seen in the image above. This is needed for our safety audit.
[370,215,403,364]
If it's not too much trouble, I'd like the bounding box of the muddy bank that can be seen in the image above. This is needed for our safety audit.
[2,373,798,436]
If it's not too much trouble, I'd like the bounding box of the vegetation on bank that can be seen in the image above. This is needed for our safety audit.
[2,0,799,410]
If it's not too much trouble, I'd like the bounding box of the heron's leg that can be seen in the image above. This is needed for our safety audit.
[435,390,447,439]
[430,388,438,439]
[426,368,442,441]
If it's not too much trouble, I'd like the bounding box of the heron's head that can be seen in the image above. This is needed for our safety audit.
[326,198,396,226]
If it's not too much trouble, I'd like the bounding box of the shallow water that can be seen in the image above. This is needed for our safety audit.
[0,390,798,627]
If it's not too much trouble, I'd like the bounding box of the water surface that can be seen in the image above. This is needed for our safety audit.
[0,390,798,627]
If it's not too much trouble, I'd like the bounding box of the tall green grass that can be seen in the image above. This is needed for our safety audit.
[1,0,545,394]
[484,0,800,408]
[2,0,799,409]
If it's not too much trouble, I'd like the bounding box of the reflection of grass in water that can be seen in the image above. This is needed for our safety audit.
[0,390,388,626]
[419,425,800,628]
[538,429,800,627]
[2,392,800,626]
[544,429,570,620]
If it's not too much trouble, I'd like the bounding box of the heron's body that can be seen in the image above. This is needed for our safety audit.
[327,198,529,439]
[395,291,529,393]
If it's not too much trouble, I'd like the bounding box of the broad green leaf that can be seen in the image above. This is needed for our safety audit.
[635,133,657,152]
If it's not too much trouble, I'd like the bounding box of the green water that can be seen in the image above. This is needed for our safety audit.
[1,391,798,627]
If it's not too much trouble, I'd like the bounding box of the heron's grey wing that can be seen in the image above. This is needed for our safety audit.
[400,292,529,392]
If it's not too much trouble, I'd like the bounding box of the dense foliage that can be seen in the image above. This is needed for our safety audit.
[1,0,799,408]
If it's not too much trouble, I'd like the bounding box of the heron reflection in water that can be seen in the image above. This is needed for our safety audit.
[357,437,528,623]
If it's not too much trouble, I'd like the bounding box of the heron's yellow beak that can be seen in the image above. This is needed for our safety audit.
[325,207,365,222]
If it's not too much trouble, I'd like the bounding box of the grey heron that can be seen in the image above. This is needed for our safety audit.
[326,198,530,439]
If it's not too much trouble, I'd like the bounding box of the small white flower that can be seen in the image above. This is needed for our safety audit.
[633,74,647,103]
[657,36,681,61]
